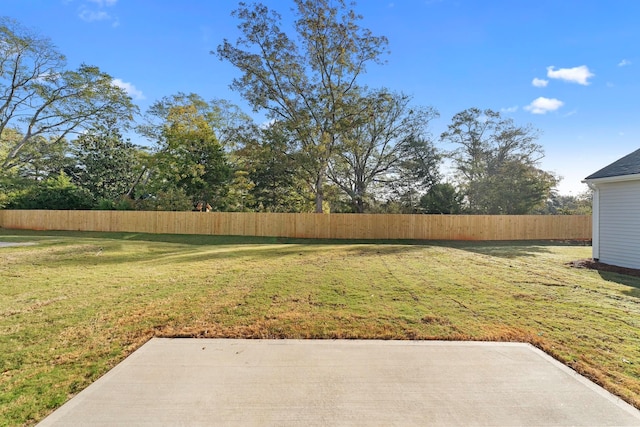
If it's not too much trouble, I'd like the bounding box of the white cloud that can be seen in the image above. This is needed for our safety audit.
[87,0,118,6]
[79,9,110,22]
[501,106,518,113]
[112,78,145,100]
[546,65,594,85]
[524,97,564,114]
[532,78,548,88]
[618,59,631,67]
[78,0,118,25]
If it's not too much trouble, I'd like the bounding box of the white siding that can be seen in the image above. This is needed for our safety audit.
[599,180,640,269]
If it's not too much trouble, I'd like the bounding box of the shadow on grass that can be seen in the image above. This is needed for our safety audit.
[435,240,590,259]
[0,229,425,247]
[72,241,432,267]
[0,229,283,246]
[0,229,591,265]
[0,230,428,266]
[567,258,640,298]
[0,228,590,245]
[598,272,640,298]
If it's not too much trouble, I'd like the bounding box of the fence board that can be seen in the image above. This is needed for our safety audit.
[0,210,591,241]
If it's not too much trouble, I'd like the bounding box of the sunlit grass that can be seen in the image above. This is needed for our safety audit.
[0,229,638,425]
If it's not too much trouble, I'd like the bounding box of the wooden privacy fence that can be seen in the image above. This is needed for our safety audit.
[0,210,592,241]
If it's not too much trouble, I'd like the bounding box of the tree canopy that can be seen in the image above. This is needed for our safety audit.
[139,94,232,209]
[70,118,141,203]
[328,90,440,212]
[441,108,556,214]
[0,17,137,172]
[0,13,567,215]
[217,0,388,212]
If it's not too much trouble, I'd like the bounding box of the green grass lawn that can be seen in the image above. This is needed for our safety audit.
[1,229,639,426]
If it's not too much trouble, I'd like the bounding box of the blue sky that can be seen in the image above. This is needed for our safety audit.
[3,0,640,195]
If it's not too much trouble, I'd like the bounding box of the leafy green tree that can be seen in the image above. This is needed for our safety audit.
[0,128,71,181]
[328,90,440,212]
[0,127,73,207]
[0,17,137,172]
[150,102,231,209]
[419,182,464,214]
[137,93,259,210]
[217,0,388,212]
[465,161,558,214]
[139,93,253,149]
[236,123,313,212]
[441,108,555,214]
[226,169,256,212]
[70,118,142,203]
[5,172,93,209]
[536,190,592,215]
[387,134,442,212]
[133,188,193,212]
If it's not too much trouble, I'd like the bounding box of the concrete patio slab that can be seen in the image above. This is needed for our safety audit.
[38,339,640,426]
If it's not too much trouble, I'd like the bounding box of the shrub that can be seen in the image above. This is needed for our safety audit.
[5,172,94,210]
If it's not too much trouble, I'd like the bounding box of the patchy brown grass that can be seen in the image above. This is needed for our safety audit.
[0,230,638,425]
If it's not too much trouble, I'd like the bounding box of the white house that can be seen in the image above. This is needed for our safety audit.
[583,148,640,269]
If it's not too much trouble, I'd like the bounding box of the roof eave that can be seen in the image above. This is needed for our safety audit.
[582,173,640,185]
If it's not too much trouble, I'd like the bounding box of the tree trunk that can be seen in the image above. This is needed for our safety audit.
[126,166,148,199]
[354,180,366,213]
[314,170,324,213]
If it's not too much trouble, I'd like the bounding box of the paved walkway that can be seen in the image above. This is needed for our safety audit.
[38,339,640,426]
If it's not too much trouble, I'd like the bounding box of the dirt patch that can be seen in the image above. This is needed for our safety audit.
[567,259,640,278]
